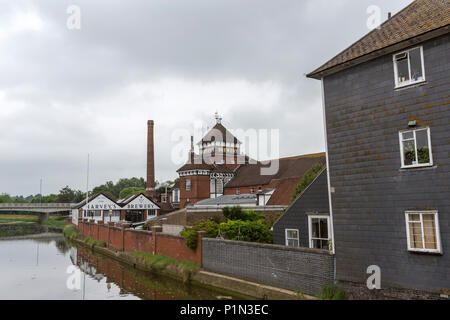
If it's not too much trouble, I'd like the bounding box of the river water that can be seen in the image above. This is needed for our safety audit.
[0,223,243,300]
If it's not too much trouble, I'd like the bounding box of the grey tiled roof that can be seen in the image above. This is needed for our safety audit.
[195,194,256,206]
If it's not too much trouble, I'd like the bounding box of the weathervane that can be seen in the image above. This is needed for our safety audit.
[214,111,222,124]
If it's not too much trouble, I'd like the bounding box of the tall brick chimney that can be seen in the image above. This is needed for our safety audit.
[146,120,156,198]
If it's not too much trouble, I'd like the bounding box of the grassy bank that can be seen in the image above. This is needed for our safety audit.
[0,214,67,230]
[42,217,67,229]
[128,251,200,273]
[0,214,38,223]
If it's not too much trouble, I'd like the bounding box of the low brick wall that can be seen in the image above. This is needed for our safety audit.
[76,219,203,265]
[202,238,334,296]
[155,233,203,264]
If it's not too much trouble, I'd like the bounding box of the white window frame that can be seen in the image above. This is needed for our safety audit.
[185,178,191,191]
[172,189,179,203]
[399,127,433,169]
[285,229,299,247]
[308,215,331,249]
[405,211,442,254]
[393,46,426,89]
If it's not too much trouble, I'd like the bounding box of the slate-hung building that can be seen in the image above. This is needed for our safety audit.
[272,168,330,250]
[307,0,449,297]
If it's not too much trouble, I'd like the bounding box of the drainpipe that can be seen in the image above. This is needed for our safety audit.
[321,78,336,256]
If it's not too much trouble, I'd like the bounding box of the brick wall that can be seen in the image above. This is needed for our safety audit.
[180,175,210,208]
[202,238,334,296]
[156,233,203,264]
[76,219,202,265]
[98,223,109,243]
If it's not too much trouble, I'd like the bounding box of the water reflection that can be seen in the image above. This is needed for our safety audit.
[73,246,241,300]
[0,231,244,300]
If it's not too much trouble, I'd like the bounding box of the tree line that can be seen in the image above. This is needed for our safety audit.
[0,177,179,204]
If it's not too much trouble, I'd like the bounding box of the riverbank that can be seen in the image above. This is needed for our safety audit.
[0,232,63,241]
[0,214,67,229]
[0,214,39,224]
[67,229,314,300]
[0,219,64,239]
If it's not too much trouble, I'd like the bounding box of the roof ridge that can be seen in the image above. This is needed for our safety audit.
[262,152,326,163]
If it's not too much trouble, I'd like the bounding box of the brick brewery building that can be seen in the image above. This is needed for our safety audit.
[175,113,326,209]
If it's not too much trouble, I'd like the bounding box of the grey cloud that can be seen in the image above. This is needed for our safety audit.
[0,0,413,195]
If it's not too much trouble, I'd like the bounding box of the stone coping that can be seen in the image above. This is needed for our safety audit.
[203,238,334,255]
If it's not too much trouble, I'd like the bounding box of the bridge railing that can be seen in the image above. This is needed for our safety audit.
[0,203,75,209]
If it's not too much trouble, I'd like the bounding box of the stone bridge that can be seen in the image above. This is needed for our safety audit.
[0,203,75,214]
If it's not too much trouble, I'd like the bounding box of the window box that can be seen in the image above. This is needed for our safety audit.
[285,229,299,247]
[393,46,426,89]
[399,127,433,169]
[405,211,442,254]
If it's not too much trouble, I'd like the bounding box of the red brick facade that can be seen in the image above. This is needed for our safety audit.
[179,174,210,208]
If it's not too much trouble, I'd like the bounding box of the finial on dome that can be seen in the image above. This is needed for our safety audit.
[214,111,222,124]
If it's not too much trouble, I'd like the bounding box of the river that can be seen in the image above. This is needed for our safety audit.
[0,223,244,300]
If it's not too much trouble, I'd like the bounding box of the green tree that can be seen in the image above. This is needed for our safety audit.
[93,177,146,198]
[73,190,85,203]
[222,206,263,221]
[41,194,58,203]
[119,187,146,200]
[0,193,11,203]
[291,163,325,203]
[57,186,76,203]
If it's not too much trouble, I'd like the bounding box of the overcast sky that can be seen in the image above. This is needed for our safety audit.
[0,0,413,196]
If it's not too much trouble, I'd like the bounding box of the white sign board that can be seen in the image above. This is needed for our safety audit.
[83,194,121,210]
[124,194,159,210]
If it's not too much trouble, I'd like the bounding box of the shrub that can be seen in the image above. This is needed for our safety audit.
[318,285,346,300]
[84,237,106,247]
[291,163,325,202]
[222,206,264,221]
[42,218,66,230]
[182,218,273,250]
[219,220,273,243]
[128,252,200,272]
[63,225,79,239]
[181,220,220,250]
